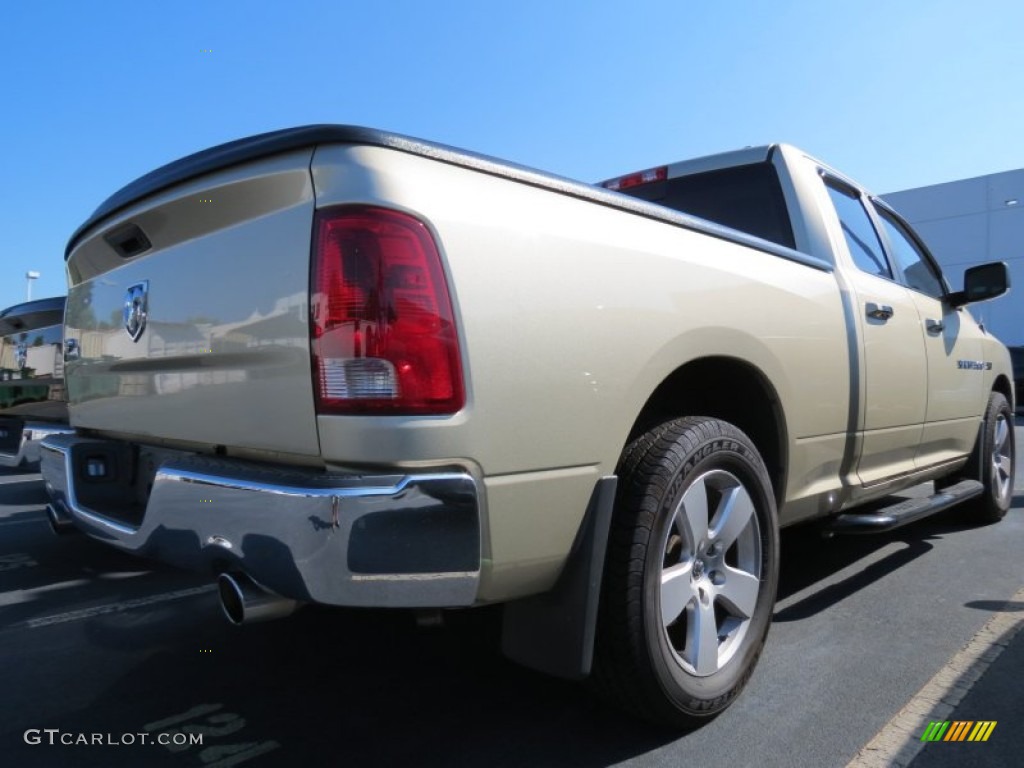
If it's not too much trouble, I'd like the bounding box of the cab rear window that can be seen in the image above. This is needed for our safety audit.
[618,162,796,250]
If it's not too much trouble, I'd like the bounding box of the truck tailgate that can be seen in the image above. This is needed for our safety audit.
[64,149,320,457]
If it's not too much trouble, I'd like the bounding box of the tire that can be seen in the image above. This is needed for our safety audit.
[957,392,1015,523]
[591,417,779,728]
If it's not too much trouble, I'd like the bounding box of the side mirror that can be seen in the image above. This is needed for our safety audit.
[947,262,1010,307]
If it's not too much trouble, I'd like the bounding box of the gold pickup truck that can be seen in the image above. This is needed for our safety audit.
[40,128,1013,727]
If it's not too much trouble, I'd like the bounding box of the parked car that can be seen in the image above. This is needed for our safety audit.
[1009,346,1024,412]
[41,128,1014,727]
[0,296,73,467]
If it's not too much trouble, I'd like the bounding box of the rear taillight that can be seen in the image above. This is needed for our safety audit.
[311,206,464,415]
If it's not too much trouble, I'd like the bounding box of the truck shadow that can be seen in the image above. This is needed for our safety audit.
[3,484,1021,767]
[773,491,1021,622]
[774,530,935,622]
[3,600,677,768]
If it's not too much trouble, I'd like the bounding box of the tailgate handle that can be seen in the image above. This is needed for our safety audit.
[104,223,152,258]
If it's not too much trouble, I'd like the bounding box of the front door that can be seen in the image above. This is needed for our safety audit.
[870,204,985,469]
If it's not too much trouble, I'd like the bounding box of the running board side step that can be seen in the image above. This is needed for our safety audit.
[827,480,984,534]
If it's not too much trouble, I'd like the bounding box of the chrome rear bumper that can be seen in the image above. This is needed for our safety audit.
[40,433,481,608]
[0,420,74,467]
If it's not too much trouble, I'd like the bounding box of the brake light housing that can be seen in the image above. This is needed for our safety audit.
[600,165,668,191]
[311,206,464,415]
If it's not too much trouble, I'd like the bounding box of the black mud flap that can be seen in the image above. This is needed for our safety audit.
[500,476,616,681]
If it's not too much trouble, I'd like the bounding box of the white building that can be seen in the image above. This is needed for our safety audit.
[884,168,1024,347]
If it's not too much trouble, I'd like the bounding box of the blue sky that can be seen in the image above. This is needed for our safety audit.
[2,0,1023,311]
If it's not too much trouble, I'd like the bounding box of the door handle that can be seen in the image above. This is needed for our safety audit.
[926,320,944,334]
[866,303,894,321]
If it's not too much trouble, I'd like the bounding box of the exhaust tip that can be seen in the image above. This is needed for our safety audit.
[46,503,76,537]
[217,573,246,625]
[217,572,299,626]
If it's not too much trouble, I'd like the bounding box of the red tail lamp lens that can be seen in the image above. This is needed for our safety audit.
[311,206,464,415]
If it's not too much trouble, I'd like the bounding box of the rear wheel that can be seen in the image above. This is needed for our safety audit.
[591,417,779,728]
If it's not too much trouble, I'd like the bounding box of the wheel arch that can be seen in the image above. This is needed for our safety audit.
[501,357,789,684]
[624,356,789,506]
[993,373,1013,410]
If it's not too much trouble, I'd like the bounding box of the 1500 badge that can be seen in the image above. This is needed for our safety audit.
[957,360,992,370]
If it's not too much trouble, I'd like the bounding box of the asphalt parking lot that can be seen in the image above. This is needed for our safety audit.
[2,430,1022,768]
